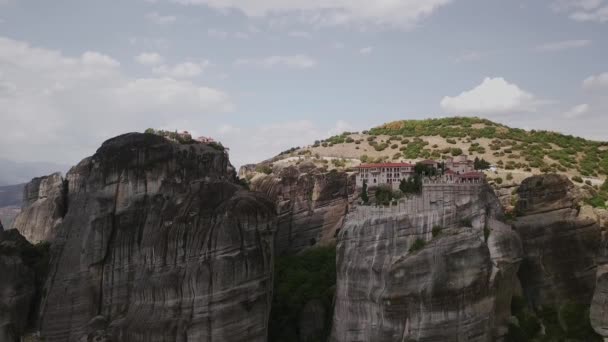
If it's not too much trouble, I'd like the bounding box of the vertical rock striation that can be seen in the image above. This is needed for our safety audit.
[0,229,40,342]
[12,173,66,243]
[513,174,601,309]
[250,163,356,254]
[330,183,522,342]
[39,133,276,342]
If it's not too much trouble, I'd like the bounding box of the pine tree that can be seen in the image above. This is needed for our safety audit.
[361,180,369,204]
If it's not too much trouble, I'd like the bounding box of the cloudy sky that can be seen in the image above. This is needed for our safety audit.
[0,0,607,173]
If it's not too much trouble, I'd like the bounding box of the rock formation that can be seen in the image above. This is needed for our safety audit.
[249,163,356,254]
[0,229,44,342]
[12,173,66,243]
[330,183,522,341]
[38,133,276,342]
[513,174,600,309]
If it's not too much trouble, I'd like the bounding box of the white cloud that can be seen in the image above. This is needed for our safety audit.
[235,55,317,69]
[440,77,541,115]
[564,103,590,118]
[168,0,453,30]
[583,72,608,89]
[146,11,177,25]
[359,46,373,55]
[135,52,164,66]
[0,36,232,164]
[535,39,592,52]
[288,31,312,39]
[552,0,608,22]
[152,61,210,78]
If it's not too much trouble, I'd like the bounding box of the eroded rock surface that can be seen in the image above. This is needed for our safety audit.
[514,174,600,308]
[0,229,39,342]
[250,163,355,254]
[331,183,522,342]
[12,173,66,243]
[39,133,276,342]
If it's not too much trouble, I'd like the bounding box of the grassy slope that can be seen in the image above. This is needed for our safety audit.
[274,117,608,184]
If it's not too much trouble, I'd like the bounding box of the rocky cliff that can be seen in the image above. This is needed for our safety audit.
[12,173,66,243]
[513,174,603,341]
[330,183,523,342]
[0,229,48,342]
[249,162,355,255]
[37,133,276,342]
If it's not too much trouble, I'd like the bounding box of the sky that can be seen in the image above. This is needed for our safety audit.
[0,0,607,175]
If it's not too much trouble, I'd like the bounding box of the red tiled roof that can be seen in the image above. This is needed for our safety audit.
[357,162,414,169]
[458,172,485,179]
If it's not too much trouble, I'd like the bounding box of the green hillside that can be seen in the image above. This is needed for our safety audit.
[320,117,608,177]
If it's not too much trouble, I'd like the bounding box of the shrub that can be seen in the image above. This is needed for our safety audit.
[432,225,442,238]
[361,181,369,204]
[360,155,369,163]
[495,177,503,184]
[409,238,426,253]
[585,196,607,208]
[585,180,593,186]
[446,138,457,144]
[451,148,463,156]
[345,137,354,143]
[459,218,473,227]
[506,173,513,181]
[374,143,389,151]
[256,164,273,175]
[572,176,584,183]
[391,144,399,149]
[375,186,394,206]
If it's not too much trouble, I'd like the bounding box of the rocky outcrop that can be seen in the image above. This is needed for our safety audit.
[513,174,600,309]
[38,133,276,342]
[330,183,522,342]
[250,163,356,254]
[12,173,66,243]
[0,229,44,342]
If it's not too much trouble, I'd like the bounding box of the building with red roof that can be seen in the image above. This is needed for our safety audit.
[355,162,415,189]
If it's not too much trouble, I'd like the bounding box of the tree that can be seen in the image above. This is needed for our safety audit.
[474,157,491,170]
[399,175,422,195]
[144,128,155,134]
[361,180,369,204]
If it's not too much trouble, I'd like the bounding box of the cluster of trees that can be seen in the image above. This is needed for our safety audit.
[474,157,491,170]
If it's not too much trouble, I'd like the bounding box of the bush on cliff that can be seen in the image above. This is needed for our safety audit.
[409,238,426,253]
[269,246,336,342]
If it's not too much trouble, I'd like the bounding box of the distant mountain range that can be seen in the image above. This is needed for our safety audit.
[0,158,70,186]
[0,183,23,207]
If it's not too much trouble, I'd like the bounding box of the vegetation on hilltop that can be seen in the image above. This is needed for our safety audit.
[283,117,608,181]
[369,117,608,177]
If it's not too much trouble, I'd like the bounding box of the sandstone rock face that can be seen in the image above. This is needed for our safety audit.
[0,229,38,342]
[513,174,600,308]
[250,163,355,254]
[330,183,522,342]
[39,133,276,342]
[12,173,66,243]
